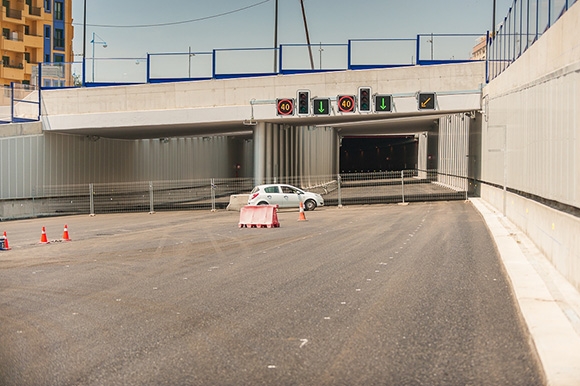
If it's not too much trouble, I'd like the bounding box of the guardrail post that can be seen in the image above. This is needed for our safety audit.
[10,82,14,122]
[211,178,216,212]
[89,183,95,217]
[146,53,151,83]
[337,174,342,208]
[401,170,405,204]
[149,181,155,214]
[416,35,421,65]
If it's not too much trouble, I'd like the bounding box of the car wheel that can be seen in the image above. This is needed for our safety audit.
[257,201,269,205]
[304,199,316,211]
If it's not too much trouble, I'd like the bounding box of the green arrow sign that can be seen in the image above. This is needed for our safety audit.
[313,98,331,115]
[374,94,392,112]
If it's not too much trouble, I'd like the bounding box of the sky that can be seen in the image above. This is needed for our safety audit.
[70,0,515,81]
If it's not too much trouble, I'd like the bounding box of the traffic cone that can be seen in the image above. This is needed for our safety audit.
[298,201,307,221]
[2,231,11,250]
[62,224,71,241]
[39,226,50,244]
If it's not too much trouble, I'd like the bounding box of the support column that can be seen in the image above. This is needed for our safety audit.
[417,132,428,179]
[253,122,267,185]
[265,123,273,182]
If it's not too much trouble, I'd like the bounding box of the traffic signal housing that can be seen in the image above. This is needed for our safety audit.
[358,87,371,112]
[297,90,310,116]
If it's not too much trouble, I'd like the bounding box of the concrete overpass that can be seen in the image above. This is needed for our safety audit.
[40,61,484,140]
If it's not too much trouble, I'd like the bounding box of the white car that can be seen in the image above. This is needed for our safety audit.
[248,184,324,211]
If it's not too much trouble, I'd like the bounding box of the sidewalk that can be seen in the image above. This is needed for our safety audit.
[471,198,580,386]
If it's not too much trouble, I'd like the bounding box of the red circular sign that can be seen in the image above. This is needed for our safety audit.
[276,98,294,116]
[338,95,355,113]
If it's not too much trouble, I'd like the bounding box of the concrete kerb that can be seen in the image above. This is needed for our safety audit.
[470,198,580,386]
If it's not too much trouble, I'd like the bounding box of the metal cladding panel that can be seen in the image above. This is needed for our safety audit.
[483,69,579,208]
[252,123,336,186]
[0,133,244,200]
[438,113,470,191]
[0,135,43,199]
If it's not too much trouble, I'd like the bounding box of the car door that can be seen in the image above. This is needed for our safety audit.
[280,185,300,208]
[262,185,282,206]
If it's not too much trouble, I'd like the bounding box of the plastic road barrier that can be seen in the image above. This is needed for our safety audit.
[238,205,280,228]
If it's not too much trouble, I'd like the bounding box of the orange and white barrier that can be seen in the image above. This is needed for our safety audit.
[238,205,280,228]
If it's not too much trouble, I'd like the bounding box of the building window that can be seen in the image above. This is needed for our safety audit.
[53,54,64,63]
[54,1,63,20]
[2,28,10,39]
[45,54,50,63]
[44,26,50,38]
[24,52,31,63]
[44,0,51,12]
[54,28,64,49]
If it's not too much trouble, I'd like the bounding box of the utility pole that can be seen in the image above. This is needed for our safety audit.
[300,0,315,71]
[82,0,87,86]
[492,0,496,38]
[273,0,278,73]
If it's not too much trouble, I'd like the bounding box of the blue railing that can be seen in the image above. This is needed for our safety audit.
[487,0,577,81]
[39,34,486,89]
[35,0,577,90]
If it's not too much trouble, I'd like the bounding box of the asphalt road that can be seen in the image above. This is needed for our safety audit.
[0,202,545,385]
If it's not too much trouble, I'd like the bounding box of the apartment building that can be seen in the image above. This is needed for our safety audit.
[471,35,487,61]
[1,0,73,87]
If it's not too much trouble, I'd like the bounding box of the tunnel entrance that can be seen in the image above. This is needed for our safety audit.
[340,136,418,173]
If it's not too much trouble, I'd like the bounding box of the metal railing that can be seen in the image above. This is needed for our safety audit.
[488,0,577,81]
[0,83,40,124]
[0,170,470,220]
[29,0,577,88]
[36,33,487,89]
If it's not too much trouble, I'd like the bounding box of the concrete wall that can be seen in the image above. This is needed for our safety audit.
[482,4,580,291]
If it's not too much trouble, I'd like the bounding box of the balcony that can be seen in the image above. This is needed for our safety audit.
[3,8,24,24]
[24,4,43,19]
[1,34,25,53]
[25,62,36,76]
[0,63,25,81]
[24,33,43,49]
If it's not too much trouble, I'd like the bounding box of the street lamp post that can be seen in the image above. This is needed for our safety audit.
[82,0,86,86]
[90,32,107,82]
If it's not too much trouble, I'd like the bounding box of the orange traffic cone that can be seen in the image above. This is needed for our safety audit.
[39,226,50,244]
[62,224,71,241]
[2,231,11,250]
[298,201,307,221]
